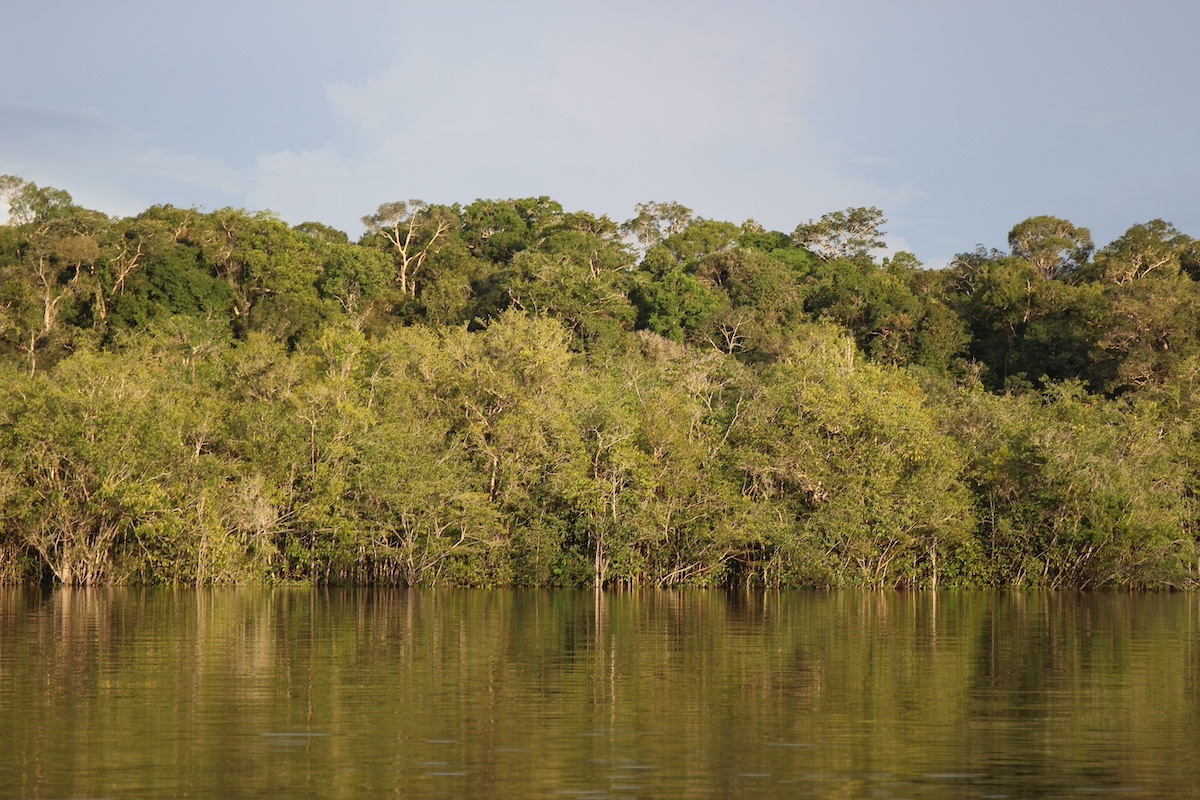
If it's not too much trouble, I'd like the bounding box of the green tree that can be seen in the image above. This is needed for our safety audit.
[1008,215,1093,280]
[803,252,968,370]
[1091,274,1200,393]
[459,197,564,263]
[630,253,723,344]
[191,208,330,345]
[792,206,886,262]
[360,200,456,297]
[503,212,637,352]
[692,246,810,359]
[948,248,1101,390]
[0,178,112,372]
[734,323,977,587]
[621,200,694,251]
[0,175,76,227]
[945,380,1195,587]
[1089,219,1192,285]
[315,241,393,329]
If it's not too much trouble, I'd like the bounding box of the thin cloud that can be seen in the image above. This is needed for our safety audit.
[260,4,910,237]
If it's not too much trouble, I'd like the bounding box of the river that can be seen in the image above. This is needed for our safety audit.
[1,588,1197,798]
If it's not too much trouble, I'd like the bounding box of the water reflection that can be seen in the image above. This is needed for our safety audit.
[0,589,1198,798]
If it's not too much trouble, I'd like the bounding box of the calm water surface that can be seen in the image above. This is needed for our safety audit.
[1,589,1198,798]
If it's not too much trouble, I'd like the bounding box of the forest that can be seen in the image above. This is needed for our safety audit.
[2,174,1199,589]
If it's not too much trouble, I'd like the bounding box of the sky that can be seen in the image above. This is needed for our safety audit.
[3,0,1198,266]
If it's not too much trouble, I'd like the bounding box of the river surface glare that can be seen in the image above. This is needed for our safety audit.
[1,589,1198,798]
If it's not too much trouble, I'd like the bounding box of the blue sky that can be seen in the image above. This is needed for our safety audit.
[3,0,1197,265]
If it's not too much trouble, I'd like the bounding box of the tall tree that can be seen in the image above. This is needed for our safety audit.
[361,200,456,296]
[1090,219,1192,284]
[1008,215,1093,280]
[621,201,694,252]
[791,207,886,262]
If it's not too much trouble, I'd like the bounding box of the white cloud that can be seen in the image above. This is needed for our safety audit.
[2,2,935,243]
[7,0,1200,260]
[248,3,921,237]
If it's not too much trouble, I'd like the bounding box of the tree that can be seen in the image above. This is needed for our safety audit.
[293,221,350,244]
[630,260,722,345]
[361,200,456,296]
[692,247,809,360]
[661,219,741,266]
[1090,220,1191,284]
[732,323,976,587]
[1092,274,1200,393]
[0,178,111,372]
[1008,215,1093,280]
[0,175,76,227]
[459,197,563,264]
[316,242,392,329]
[944,381,1194,588]
[791,207,886,262]
[102,212,235,336]
[804,252,968,370]
[188,208,329,345]
[737,219,792,252]
[503,213,637,352]
[621,201,694,251]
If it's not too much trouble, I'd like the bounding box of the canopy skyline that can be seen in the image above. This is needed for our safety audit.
[4,0,1197,264]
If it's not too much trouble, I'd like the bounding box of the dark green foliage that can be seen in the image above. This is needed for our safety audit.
[110,242,234,328]
[630,261,722,343]
[803,253,969,370]
[946,249,1101,390]
[459,197,565,263]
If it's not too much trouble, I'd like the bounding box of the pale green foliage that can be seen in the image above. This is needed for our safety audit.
[792,207,886,262]
[944,381,1195,587]
[734,324,976,587]
[1008,215,1094,280]
[361,199,457,296]
[0,175,77,227]
[621,201,694,250]
[0,347,279,584]
[1092,220,1189,284]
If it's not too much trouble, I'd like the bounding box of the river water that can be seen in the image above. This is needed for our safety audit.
[1,589,1198,798]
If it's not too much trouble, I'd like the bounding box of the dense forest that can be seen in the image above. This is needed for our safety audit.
[2,174,1199,589]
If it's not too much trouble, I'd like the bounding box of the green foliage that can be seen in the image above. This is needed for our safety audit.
[804,252,969,370]
[733,324,977,588]
[0,347,279,584]
[498,212,637,352]
[792,206,886,262]
[1008,215,1094,280]
[630,262,722,343]
[1092,274,1200,393]
[621,200,694,251]
[0,175,79,227]
[110,240,234,327]
[737,220,792,252]
[2,176,1199,589]
[947,249,1101,390]
[693,247,810,359]
[316,241,392,326]
[459,197,564,263]
[943,382,1195,587]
